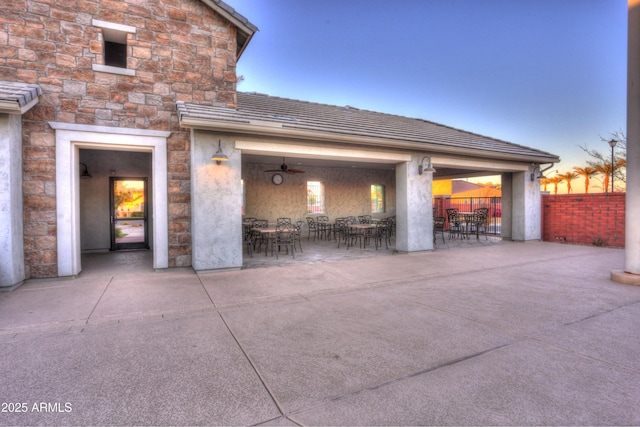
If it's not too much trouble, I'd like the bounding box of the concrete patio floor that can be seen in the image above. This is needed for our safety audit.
[1,241,639,426]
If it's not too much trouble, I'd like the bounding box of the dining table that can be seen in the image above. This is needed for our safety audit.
[348,223,377,248]
[251,227,277,256]
[456,212,476,239]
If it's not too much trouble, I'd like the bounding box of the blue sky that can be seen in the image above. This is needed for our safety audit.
[230,0,626,185]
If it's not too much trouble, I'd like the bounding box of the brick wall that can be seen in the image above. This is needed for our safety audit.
[542,193,625,247]
[1,0,240,276]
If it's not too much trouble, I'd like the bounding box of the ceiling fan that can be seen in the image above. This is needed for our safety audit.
[264,158,305,174]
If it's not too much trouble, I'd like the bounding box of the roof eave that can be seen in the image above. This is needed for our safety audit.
[178,114,560,164]
[0,95,39,115]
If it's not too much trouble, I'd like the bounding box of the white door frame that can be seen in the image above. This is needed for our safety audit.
[50,122,170,276]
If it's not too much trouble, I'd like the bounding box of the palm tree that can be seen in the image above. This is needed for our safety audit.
[550,175,564,195]
[539,177,550,192]
[560,171,579,194]
[594,162,614,193]
[573,166,597,193]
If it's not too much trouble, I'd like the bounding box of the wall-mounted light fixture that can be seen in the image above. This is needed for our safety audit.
[80,163,92,179]
[530,162,555,181]
[211,139,229,165]
[418,156,436,175]
[608,139,617,193]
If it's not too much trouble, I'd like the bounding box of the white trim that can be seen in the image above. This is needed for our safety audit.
[431,154,530,172]
[235,140,412,164]
[92,64,136,77]
[51,123,169,275]
[92,19,137,34]
[49,122,170,137]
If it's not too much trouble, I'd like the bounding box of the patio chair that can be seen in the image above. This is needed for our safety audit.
[343,219,364,249]
[316,215,330,239]
[368,220,390,250]
[273,223,296,259]
[306,217,318,241]
[333,217,346,242]
[446,208,463,239]
[470,208,489,240]
[243,228,253,257]
[293,220,304,253]
[251,219,269,250]
[433,216,446,243]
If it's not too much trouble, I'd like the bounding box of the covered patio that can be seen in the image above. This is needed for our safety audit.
[178,92,559,272]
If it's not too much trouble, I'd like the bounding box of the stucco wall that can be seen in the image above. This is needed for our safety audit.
[242,163,397,226]
[0,114,25,288]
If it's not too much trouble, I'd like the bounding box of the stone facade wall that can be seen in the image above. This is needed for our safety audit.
[542,193,625,247]
[1,0,240,276]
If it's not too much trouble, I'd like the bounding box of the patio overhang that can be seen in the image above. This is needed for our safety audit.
[0,82,42,115]
[179,113,559,165]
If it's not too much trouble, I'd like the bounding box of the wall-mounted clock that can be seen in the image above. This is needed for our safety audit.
[271,173,283,185]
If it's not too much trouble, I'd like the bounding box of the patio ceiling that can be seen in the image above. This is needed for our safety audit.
[243,153,502,180]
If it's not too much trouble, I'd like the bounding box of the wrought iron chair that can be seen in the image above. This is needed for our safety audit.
[316,215,330,240]
[470,208,489,240]
[250,219,269,250]
[273,223,296,259]
[293,220,304,253]
[446,208,463,239]
[433,216,446,243]
[368,220,390,250]
[306,217,319,241]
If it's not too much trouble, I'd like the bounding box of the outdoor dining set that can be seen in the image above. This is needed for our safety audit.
[433,207,489,243]
[242,215,396,259]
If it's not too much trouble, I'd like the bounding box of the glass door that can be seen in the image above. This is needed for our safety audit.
[110,177,149,251]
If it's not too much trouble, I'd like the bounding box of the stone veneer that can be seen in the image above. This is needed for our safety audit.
[1,0,241,276]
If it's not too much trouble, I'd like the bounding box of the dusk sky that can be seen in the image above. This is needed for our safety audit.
[230,1,627,189]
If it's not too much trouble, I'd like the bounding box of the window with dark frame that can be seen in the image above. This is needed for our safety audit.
[104,40,127,68]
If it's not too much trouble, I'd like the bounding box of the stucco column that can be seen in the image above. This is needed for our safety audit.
[191,131,243,271]
[500,172,513,241]
[0,114,25,289]
[510,167,542,241]
[395,156,434,252]
[612,1,640,285]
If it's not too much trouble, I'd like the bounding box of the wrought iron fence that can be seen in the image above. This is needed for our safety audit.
[433,196,502,235]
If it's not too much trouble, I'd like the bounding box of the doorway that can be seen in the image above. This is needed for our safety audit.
[53,122,170,276]
[110,177,149,251]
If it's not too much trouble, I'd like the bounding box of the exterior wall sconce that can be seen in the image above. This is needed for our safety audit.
[80,163,92,179]
[608,139,617,193]
[211,139,229,165]
[418,156,436,175]
[530,163,554,181]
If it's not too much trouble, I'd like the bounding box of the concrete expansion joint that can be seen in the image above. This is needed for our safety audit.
[289,341,516,418]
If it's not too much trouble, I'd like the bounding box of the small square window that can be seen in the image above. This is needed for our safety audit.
[104,41,127,68]
[92,20,136,76]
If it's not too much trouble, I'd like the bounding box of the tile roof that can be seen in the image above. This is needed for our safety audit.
[207,0,258,33]
[177,92,560,163]
[0,81,42,108]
